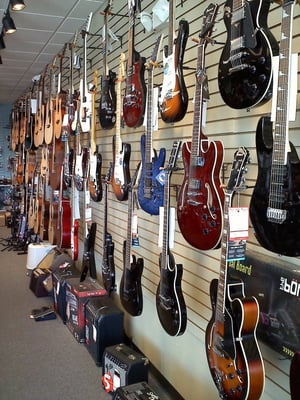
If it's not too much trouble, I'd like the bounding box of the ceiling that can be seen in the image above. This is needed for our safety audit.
[0,0,106,104]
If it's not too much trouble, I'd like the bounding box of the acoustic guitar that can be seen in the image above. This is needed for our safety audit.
[218,0,278,109]
[120,163,144,316]
[98,0,116,130]
[122,0,146,128]
[249,0,300,257]
[137,34,166,216]
[111,53,131,201]
[177,3,224,251]
[159,0,189,123]
[156,141,187,336]
[206,147,265,400]
[53,45,67,139]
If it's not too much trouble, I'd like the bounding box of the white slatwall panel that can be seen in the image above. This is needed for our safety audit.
[60,1,300,398]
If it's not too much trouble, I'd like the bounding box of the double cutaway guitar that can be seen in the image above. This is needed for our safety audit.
[177,4,224,251]
[206,147,265,400]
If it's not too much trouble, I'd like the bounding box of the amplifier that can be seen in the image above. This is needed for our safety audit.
[85,296,124,366]
[102,343,149,393]
[113,382,161,400]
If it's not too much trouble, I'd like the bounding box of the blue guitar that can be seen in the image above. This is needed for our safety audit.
[137,35,165,216]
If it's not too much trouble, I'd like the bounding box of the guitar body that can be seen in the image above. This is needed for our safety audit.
[71,219,79,261]
[89,147,103,202]
[177,140,224,250]
[120,241,144,316]
[25,114,36,151]
[206,279,264,400]
[123,51,146,128]
[59,198,71,249]
[98,70,117,129]
[101,232,115,293]
[160,20,189,123]
[156,251,187,336]
[111,135,131,201]
[218,0,278,109]
[49,139,65,190]
[39,199,50,241]
[250,116,300,256]
[137,134,166,215]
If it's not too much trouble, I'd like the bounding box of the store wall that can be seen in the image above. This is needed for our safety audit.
[11,0,300,398]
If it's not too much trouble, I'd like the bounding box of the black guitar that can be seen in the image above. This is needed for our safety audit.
[98,0,116,130]
[120,164,144,317]
[156,141,187,336]
[101,164,115,293]
[218,0,278,109]
[249,0,300,257]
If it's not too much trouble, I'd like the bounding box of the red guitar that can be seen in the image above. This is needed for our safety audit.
[159,0,189,123]
[206,147,265,400]
[177,4,224,251]
[122,0,146,128]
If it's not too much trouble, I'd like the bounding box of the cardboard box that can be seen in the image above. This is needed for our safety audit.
[228,249,300,359]
[66,278,106,343]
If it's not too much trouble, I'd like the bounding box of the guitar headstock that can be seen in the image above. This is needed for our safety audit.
[146,33,163,70]
[199,3,219,44]
[226,147,250,192]
[106,162,113,183]
[129,162,141,190]
[118,53,126,82]
[82,12,93,36]
[165,141,182,173]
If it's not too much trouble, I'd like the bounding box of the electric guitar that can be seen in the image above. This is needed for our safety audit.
[177,4,224,251]
[218,0,278,109]
[156,141,187,337]
[111,53,131,201]
[206,147,265,400]
[79,12,93,133]
[137,34,166,216]
[122,0,146,128]
[159,0,189,123]
[101,163,115,293]
[88,70,103,202]
[120,163,143,316]
[249,0,300,257]
[98,0,116,130]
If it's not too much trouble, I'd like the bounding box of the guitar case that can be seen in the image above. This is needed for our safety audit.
[52,255,79,323]
[85,296,124,365]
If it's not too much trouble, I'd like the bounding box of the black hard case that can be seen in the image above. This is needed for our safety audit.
[85,296,124,366]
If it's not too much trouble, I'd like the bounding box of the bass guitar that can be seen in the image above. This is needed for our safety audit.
[206,147,265,400]
[111,53,131,201]
[218,0,278,109]
[120,163,143,316]
[249,0,300,257]
[159,0,189,123]
[177,3,224,251]
[156,141,187,337]
[137,34,166,216]
[88,70,103,202]
[101,164,115,293]
[122,0,146,128]
[98,0,116,130]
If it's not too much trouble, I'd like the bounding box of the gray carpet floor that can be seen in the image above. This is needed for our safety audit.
[0,226,122,400]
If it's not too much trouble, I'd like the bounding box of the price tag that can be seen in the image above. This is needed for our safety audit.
[228,207,249,240]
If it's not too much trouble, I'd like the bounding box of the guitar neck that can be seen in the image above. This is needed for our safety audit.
[161,171,171,270]
[145,68,154,164]
[191,41,208,158]
[125,188,134,268]
[115,77,122,153]
[168,0,175,52]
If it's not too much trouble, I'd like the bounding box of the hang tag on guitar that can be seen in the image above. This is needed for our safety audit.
[131,214,139,247]
[228,207,249,240]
